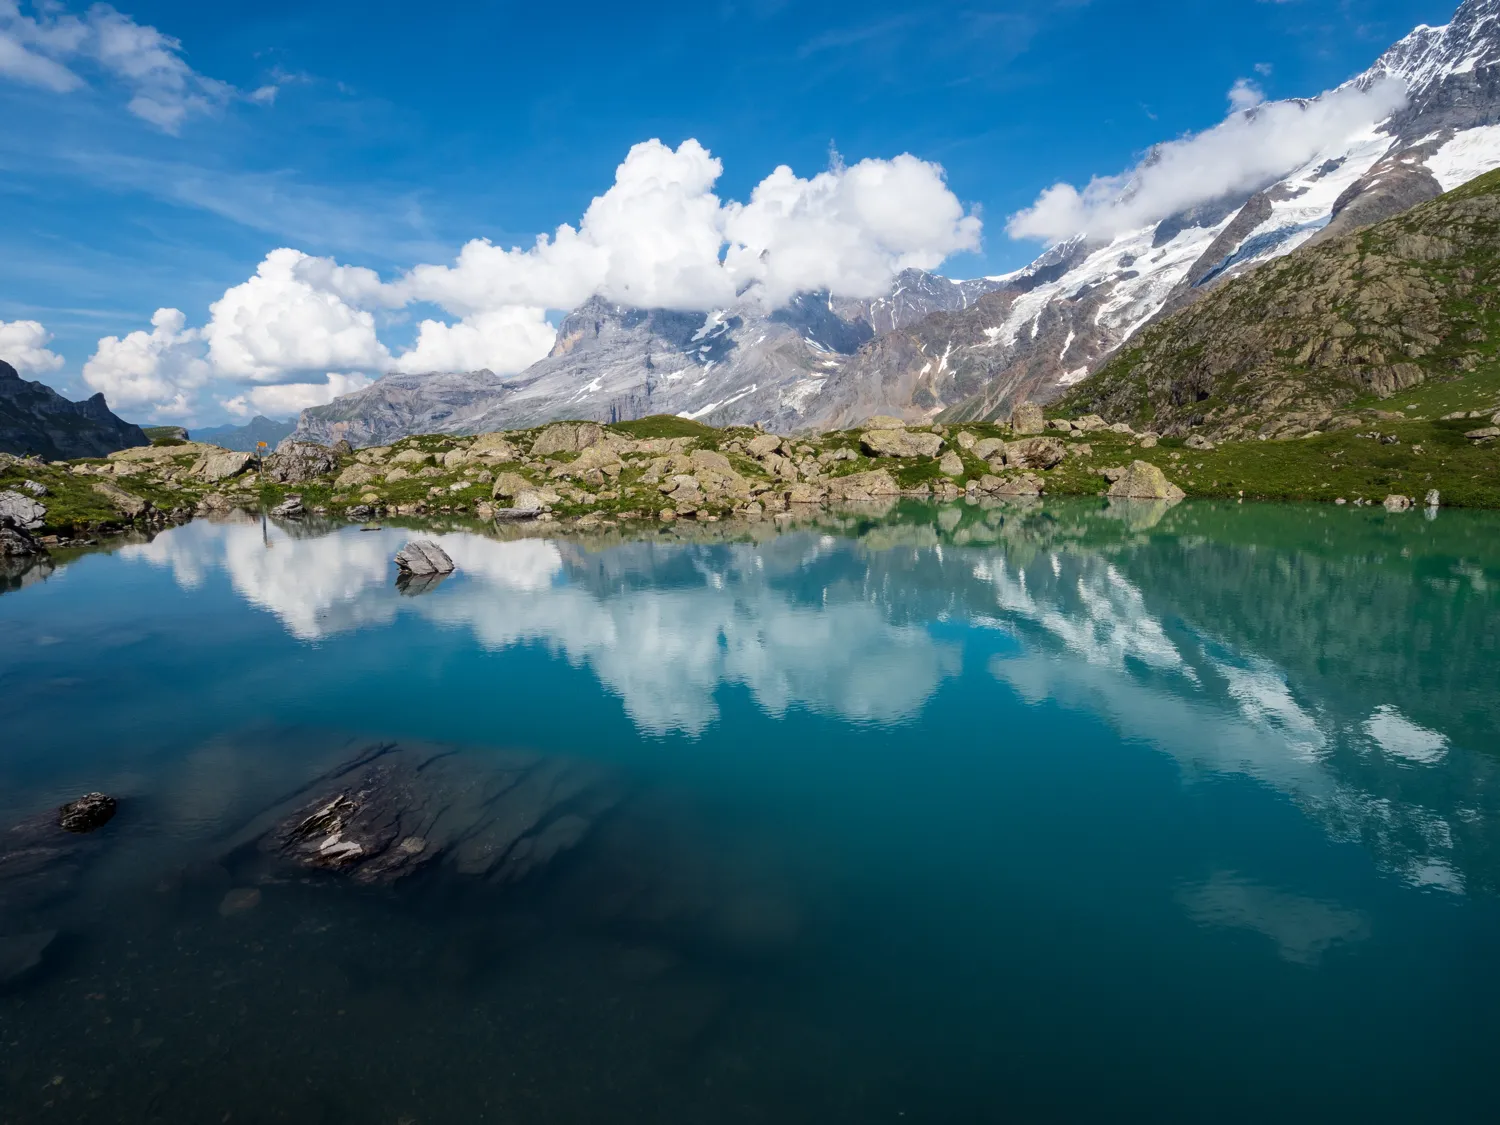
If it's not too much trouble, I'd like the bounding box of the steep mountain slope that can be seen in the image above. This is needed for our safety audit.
[800,0,1500,428]
[0,360,147,459]
[1056,168,1500,437]
[293,272,1004,445]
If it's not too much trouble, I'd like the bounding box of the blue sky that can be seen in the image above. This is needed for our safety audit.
[0,0,1460,420]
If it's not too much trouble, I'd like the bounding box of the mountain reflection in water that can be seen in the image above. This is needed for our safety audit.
[0,499,1497,1123]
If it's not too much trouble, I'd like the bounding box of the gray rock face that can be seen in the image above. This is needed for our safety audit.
[264,441,338,484]
[269,495,304,519]
[225,743,622,888]
[0,359,148,460]
[191,449,254,483]
[394,539,456,575]
[0,524,42,558]
[0,490,46,531]
[1107,461,1187,501]
[92,480,150,518]
[859,429,943,458]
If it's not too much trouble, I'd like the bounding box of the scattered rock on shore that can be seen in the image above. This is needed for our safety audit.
[1107,461,1186,501]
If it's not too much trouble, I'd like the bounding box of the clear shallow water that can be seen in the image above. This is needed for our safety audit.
[1,500,1498,1123]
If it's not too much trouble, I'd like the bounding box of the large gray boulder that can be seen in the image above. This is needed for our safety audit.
[0,490,46,531]
[264,440,338,484]
[1107,460,1186,501]
[859,428,943,458]
[1010,402,1045,434]
[191,449,254,482]
[394,539,455,575]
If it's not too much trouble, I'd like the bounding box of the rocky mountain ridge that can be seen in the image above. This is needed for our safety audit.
[0,360,147,460]
[1057,166,1500,439]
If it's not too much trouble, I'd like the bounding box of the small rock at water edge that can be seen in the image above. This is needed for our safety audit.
[1383,494,1414,512]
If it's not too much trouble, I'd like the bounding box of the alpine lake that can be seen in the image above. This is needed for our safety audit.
[1,496,1497,1124]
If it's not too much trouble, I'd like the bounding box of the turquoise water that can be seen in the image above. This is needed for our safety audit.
[1,500,1498,1123]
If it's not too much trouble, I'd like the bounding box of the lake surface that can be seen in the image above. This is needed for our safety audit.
[2,499,1498,1124]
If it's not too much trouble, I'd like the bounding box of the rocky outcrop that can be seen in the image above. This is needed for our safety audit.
[91,480,150,518]
[57,793,118,834]
[0,359,147,460]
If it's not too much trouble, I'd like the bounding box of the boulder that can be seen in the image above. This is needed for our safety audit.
[938,450,964,476]
[1425,489,1441,508]
[490,471,534,499]
[92,480,150,518]
[0,490,46,531]
[58,793,117,834]
[989,473,1044,497]
[690,449,734,474]
[1138,432,1160,448]
[191,450,254,482]
[0,525,42,558]
[394,539,456,576]
[786,482,828,504]
[391,448,432,465]
[1464,426,1500,441]
[826,469,900,501]
[745,433,783,458]
[860,429,944,458]
[533,422,605,456]
[441,449,472,470]
[1046,419,1075,431]
[470,433,521,461]
[971,438,1006,461]
[1106,460,1186,501]
[264,442,338,484]
[19,480,47,497]
[955,431,977,450]
[1073,415,1110,433]
[1184,433,1217,451]
[863,415,906,430]
[1010,402,1045,434]
[1003,437,1066,470]
[1383,494,1414,512]
[510,490,546,513]
[335,463,380,489]
[269,495,304,519]
[384,467,411,483]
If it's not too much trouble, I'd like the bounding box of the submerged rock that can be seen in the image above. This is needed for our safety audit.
[0,930,56,989]
[58,792,117,834]
[394,539,455,576]
[222,743,622,888]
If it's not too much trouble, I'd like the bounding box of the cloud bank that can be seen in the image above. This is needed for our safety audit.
[73,138,981,422]
[1007,77,1409,244]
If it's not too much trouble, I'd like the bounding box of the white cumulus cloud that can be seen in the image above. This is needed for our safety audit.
[0,1,233,132]
[203,248,392,382]
[0,318,65,374]
[394,307,558,375]
[1007,77,1409,244]
[83,138,982,422]
[83,307,208,415]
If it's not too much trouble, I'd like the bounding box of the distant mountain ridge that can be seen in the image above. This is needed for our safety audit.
[192,415,296,452]
[0,360,147,460]
[293,0,1500,444]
